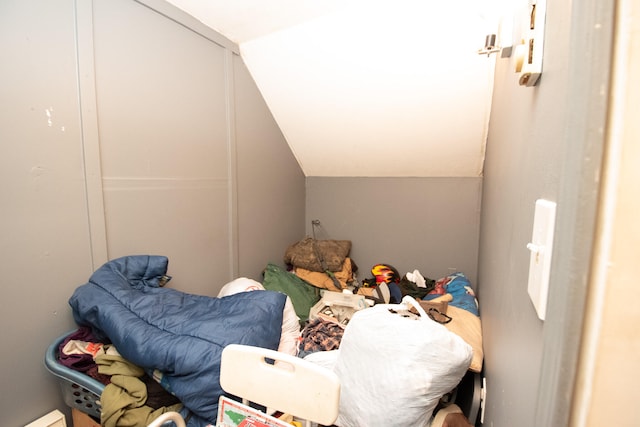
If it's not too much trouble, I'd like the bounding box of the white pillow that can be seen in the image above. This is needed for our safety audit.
[218,278,300,356]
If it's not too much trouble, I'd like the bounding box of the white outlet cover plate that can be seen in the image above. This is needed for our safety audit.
[527,199,556,320]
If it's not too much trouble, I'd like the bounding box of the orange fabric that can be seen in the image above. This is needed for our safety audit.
[294,258,354,292]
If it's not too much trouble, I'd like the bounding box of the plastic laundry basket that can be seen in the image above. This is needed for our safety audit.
[44,330,105,419]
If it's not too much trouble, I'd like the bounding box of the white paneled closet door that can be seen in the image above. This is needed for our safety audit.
[85,0,235,295]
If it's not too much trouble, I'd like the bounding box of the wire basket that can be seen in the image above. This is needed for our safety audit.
[44,330,104,420]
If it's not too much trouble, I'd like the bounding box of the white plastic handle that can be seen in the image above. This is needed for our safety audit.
[401,295,428,319]
[146,412,186,427]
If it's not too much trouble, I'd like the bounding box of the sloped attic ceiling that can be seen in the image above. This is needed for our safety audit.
[165,0,502,177]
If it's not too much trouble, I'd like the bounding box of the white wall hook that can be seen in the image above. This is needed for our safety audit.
[526,242,544,254]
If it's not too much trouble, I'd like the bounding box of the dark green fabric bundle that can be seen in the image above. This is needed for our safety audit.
[262,262,321,326]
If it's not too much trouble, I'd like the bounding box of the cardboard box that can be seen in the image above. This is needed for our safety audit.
[71,409,100,427]
[217,396,292,427]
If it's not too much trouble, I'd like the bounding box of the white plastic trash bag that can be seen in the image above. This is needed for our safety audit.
[333,296,473,427]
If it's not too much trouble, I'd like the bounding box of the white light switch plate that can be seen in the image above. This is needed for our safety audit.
[527,199,556,320]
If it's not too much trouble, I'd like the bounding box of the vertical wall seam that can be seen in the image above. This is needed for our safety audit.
[225,49,239,279]
[74,0,109,269]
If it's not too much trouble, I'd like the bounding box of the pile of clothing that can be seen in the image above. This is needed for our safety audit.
[67,255,286,427]
[59,327,183,427]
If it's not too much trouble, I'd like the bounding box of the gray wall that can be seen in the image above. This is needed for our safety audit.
[0,0,304,425]
[478,0,613,425]
[0,0,615,426]
[92,0,235,295]
[306,177,482,286]
[234,54,306,280]
[1,1,95,424]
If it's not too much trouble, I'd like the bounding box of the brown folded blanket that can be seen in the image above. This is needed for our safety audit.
[284,237,351,272]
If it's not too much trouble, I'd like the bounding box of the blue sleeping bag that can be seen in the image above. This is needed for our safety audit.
[69,255,286,425]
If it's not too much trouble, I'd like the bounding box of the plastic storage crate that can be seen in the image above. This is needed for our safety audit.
[45,330,104,420]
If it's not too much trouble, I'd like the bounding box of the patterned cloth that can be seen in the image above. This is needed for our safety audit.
[298,318,344,358]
